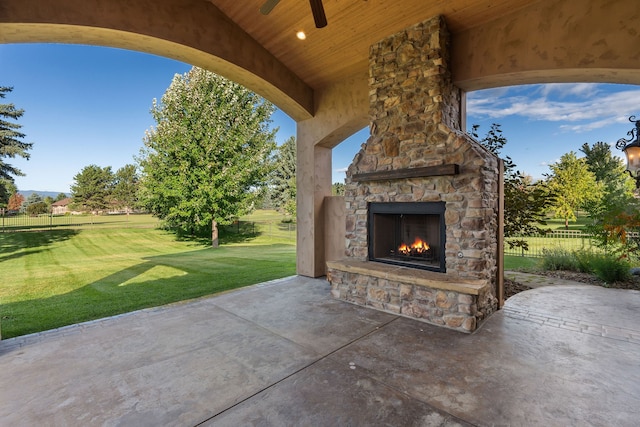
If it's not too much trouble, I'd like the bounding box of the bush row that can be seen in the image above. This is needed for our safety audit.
[541,248,631,284]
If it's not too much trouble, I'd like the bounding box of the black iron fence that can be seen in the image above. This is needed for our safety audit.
[4,211,633,256]
[0,212,297,242]
[505,230,640,258]
[0,212,152,232]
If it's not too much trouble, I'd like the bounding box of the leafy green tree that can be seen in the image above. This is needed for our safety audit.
[0,178,17,208]
[113,164,140,216]
[138,67,276,246]
[270,136,296,216]
[26,201,48,216]
[44,196,54,208]
[55,193,68,202]
[473,123,555,251]
[0,87,33,199]
[71,165,114,213]
[546,151,601,229]
[22,192,45,214]
[332,182,345,196]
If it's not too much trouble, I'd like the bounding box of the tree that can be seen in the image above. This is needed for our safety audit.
[473,123,555,250]
[7,192,24,211]
[23,192,43,213]
[0,178,17,208]
[270,136,296,216]
[71,165,114,213]
[580,141,628,183]
[332,182,345,196]
[580,141,635,219]
[546,151,601,229]
[112,164,140,216]
[580,142,640,258]
[0,87,33,200]
[55,193,68,202]
[138,67,276,246]
[23,192,48,216]
[26,201,48,216]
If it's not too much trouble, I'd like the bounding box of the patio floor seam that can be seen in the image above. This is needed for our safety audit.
[193,315,402,426]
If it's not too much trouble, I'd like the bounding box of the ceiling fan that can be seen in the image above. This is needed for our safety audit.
[260,0,328,28]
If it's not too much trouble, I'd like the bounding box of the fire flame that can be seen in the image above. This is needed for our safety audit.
[398,237,430,256]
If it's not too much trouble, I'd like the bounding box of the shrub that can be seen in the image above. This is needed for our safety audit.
[590,254,631,284]
[573,250,597,274]
[541,248,578,271]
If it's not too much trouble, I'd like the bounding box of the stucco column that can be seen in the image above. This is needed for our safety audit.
[295,73,368,278]
[296,123,332,277]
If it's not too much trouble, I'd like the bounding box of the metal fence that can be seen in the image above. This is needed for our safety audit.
[504,230,640,258]
[3,211,630,255]
[219,220,296,242]
[0,213,298,241]
[0,212,154,232]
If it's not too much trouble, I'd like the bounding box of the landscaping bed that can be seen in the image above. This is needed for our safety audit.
[505,270,640,300]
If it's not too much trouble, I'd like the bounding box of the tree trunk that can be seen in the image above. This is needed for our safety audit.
[565,217,569,230]
[212,219,219,248]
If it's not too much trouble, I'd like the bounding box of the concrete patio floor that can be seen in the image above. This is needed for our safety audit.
[1,276,639,426]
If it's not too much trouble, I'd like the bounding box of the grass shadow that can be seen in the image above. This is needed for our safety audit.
[1,243,296,340]
[0,229,80,263]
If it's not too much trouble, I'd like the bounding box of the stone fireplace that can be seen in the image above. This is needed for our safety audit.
[326,16,502,333]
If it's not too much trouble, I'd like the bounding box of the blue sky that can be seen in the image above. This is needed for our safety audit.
[1,44,639,193]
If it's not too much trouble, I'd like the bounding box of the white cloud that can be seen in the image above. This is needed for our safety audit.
[539,83,599,98]
[539,158,560,167]
[467,84,640,133]
[334,167,348,173]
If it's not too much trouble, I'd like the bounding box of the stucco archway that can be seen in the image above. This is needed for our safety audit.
[2,0,639,278]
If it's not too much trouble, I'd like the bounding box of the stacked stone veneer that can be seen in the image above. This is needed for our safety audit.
[326,16,500,333]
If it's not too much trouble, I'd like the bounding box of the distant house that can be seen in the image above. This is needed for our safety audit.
[51,197,72,215]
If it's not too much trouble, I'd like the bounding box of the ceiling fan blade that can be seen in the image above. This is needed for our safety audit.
[260,0,281,15]
[309,0,327,28]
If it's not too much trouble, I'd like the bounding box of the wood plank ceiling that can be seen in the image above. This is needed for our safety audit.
[210,0,540,90]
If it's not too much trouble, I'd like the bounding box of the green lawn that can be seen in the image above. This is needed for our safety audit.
[0,208,617,339]
[544,215,591,230]
[1,214,296,339]
[504,255,540,271]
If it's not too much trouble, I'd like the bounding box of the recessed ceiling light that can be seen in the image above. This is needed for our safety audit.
[296,31,306,40]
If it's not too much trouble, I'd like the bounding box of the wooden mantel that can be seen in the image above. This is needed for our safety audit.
[351,164,459,182]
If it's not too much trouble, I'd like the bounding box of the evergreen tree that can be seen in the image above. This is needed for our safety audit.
[113,164,140,215]
[270,136,296,216]
[138,67,276,246]
[0,87,33,199]
[580,141,640,257]
[580,141,635,218]
[71,165,114,213]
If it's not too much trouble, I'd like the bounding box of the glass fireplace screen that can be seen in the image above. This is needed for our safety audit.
[368,202,446,272]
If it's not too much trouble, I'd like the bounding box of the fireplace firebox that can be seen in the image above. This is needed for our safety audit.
[368,202,446,272]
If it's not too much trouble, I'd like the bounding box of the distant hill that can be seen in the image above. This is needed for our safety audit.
[18,190,69,199]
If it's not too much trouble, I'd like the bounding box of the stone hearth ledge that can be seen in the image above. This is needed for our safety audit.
[326,260,487,295]
[326,260,490,332]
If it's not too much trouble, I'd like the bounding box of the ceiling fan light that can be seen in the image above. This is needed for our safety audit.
[296,31,307,40]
